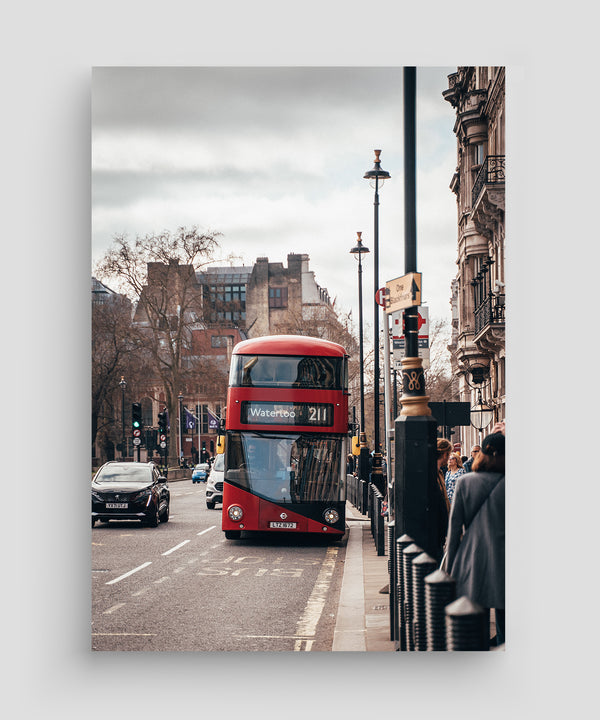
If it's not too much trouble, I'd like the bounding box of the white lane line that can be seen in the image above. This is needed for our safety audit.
[162,540,190,556]
[197,525,216,536]
[103,603,125,614]
[106,561,152,585]
[295,546,338,649]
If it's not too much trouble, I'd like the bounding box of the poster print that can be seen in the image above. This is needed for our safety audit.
[91,67,504,651]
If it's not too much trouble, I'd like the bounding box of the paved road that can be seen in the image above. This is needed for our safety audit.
[92,480,346,651]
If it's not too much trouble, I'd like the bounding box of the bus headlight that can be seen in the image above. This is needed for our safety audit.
[323,508,339,524]
[228,505,244,522]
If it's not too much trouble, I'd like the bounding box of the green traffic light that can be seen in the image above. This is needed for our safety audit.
[133,421,140,428]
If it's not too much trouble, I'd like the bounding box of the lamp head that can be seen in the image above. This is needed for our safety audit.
[364,149,391,187]
[350,231,370,259]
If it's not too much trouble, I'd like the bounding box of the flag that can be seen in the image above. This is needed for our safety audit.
[184,407,196,431]
[207,409,220,430]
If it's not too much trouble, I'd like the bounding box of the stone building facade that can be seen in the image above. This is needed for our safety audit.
[245,253,336,339]
[443,67,506,448]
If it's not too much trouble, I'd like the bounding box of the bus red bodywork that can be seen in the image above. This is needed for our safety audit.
[221,335,349,540]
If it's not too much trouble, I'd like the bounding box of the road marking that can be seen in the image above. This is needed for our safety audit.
[197,526,216,536]
[106,561,152,585]
[92,633,156,637]
[103,603,125,614]
[294,546,338,648]
[162,540,190,555]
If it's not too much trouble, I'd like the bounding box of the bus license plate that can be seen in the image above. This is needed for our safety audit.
[269,521,296,529]
[106,503,128,509]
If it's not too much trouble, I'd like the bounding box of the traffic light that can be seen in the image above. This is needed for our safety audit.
[158,409,167,435]
[132,402,142,432]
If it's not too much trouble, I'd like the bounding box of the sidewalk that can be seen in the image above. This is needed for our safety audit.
[332,503,394,651]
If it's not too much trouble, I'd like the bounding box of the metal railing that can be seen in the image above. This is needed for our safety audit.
[472,155,505,208]
[474,293,505,335]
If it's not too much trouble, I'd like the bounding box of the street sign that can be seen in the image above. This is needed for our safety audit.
[160,434,166,442]
[160,441,167,449]
[375,287,388,307]
[133,437,141,446]
[391,306,430,368]
[385,272,422,313]
[133,428,141,437]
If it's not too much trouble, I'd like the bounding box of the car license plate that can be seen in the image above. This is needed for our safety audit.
[269,521,296,529]
[106,502,128,509]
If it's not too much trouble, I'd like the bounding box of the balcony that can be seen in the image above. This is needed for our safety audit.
[474,293,505,351]
[472,155,505,207]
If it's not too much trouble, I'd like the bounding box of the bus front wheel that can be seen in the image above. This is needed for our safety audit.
[225,530,241,540]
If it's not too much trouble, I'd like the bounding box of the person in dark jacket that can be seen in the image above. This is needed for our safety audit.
[462,444,481,473]
[445,431,505,646]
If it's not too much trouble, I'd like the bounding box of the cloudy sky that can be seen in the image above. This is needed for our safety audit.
[92,67,458,335]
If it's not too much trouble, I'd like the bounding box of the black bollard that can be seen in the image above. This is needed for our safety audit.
[388,522,396,642]
[395,534,414,651]
[411,552,438,651]
[445,596,488,651]
[424,569,456,651]
[402,543,423,651]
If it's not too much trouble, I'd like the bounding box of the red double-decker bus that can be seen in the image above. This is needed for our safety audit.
[221,335,349,540]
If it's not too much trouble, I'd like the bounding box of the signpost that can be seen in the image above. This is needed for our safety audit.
[385,272,422,313]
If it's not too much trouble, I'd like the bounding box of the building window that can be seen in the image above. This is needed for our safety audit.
[211,335,234,348]
[269,287,288,308]
[473,143,484,166]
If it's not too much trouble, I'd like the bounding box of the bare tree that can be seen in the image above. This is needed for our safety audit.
[94,226,222,465]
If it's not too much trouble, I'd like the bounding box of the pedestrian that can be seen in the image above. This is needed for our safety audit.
[445,452,466,503]
[445,431,505,646]
[347,454,355,475]
[430,438,452,562]
[463,444,481,473]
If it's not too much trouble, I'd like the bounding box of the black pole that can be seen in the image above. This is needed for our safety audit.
[404,66,419,359]
[120,378,126,460]
[373,175,381,482]
[393,67,440,568]
[358,246,366,432]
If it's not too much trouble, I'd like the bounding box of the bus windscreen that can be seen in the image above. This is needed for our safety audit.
[225,431,343,503]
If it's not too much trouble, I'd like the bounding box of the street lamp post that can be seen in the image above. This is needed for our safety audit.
[350,232,371,497]
[178,392,184,467]
[119,376,126,460]
[364,150,390,495]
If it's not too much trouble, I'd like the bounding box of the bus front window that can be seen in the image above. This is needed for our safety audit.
[226,432,342,503]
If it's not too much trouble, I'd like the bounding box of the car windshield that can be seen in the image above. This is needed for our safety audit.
[196,464,209,471]
[94,465,152,484]
[213,454,224,471]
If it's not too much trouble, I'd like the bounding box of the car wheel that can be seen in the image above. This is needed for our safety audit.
[206,500,215,510]
[225,530,241,540]
[160,502,170,523]
[146,505,160,527]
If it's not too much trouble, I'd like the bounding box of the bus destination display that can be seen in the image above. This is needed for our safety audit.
[240,401,333,427]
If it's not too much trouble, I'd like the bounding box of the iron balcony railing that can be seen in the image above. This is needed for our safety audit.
[474,293,505,336]
[472,155,505,208]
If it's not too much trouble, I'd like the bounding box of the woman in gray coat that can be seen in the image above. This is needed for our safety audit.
[445,431,505,646]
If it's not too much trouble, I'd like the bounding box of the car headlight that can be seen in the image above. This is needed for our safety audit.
[91,491,103,501]
[228,505,244,522]
[133,488,152,501]
[323,508,339,524]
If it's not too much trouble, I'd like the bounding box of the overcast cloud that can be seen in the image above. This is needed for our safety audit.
[92,66,458,334]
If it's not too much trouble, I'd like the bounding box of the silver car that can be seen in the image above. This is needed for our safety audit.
[206,453,224,509]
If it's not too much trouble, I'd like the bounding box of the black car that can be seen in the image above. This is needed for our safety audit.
[92,461,170,527]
